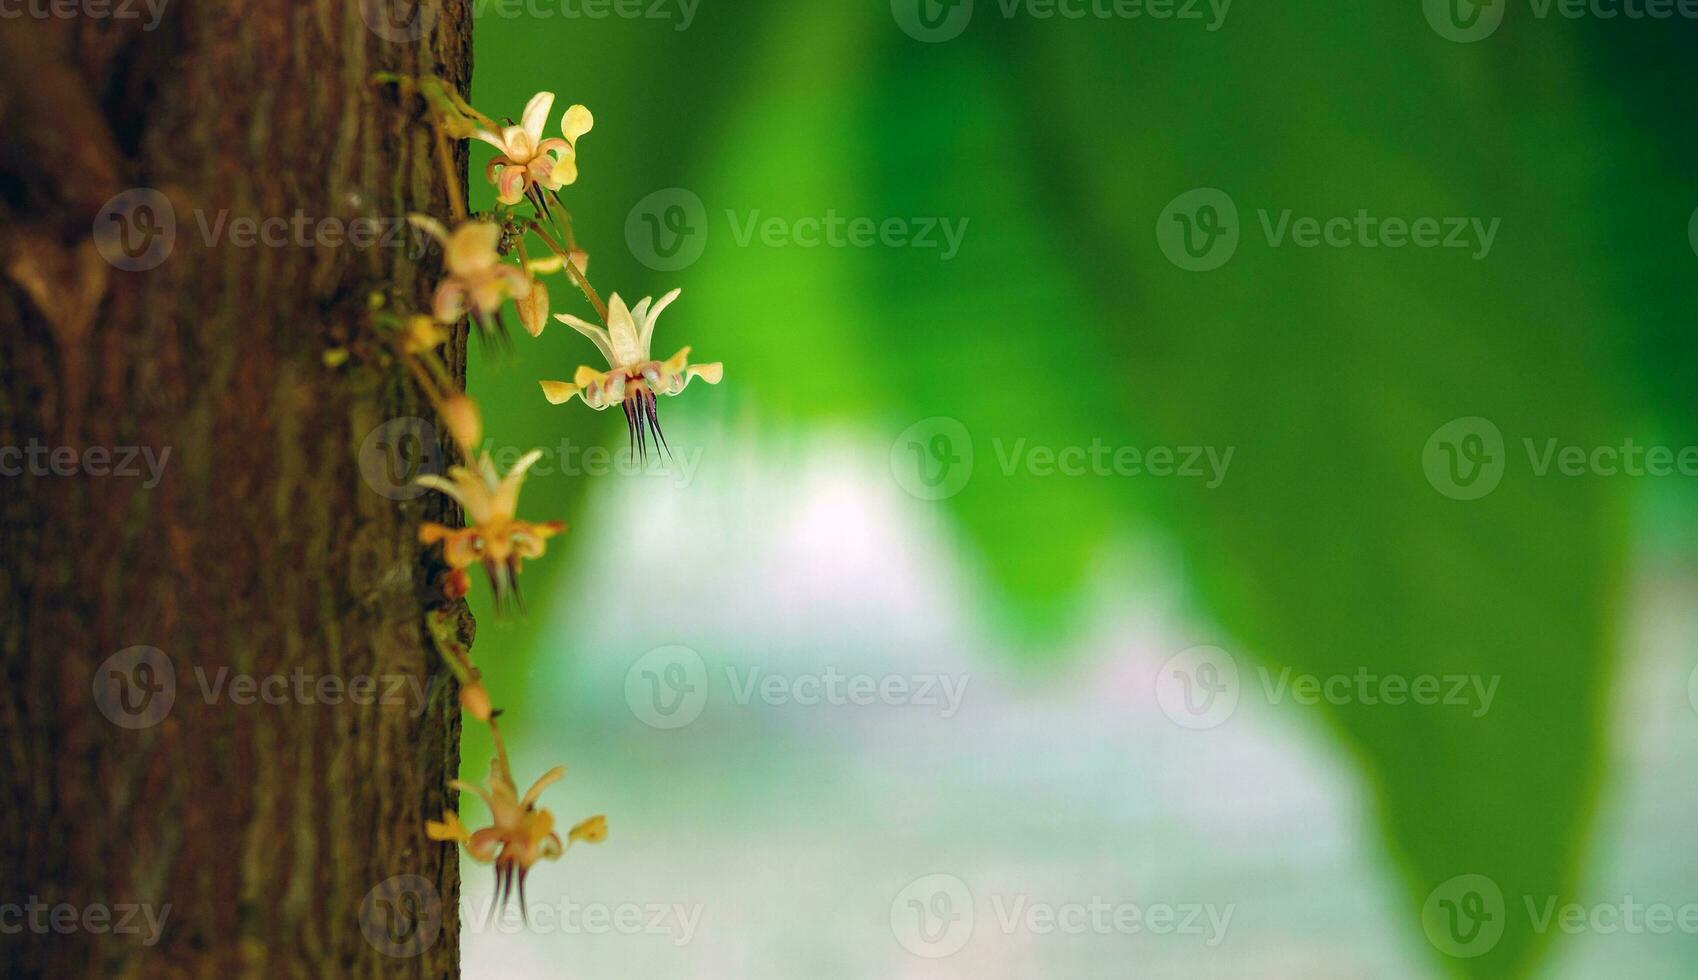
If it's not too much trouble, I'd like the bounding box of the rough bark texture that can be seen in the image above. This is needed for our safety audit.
[0,3,472,977]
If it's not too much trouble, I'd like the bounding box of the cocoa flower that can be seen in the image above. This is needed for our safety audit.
[427,759,606,921]
[473,92,592,206]
[538,290,722,459]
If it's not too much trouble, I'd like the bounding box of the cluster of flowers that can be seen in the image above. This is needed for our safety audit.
[371,76,723,921]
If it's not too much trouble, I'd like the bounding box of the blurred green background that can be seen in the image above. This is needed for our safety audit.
[449,2,1698,977]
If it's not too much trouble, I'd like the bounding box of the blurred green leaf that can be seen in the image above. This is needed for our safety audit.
[998,9,1630,977]
[470,5,1646,976]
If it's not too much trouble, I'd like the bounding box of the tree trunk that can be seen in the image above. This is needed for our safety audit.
[1,3,471,977]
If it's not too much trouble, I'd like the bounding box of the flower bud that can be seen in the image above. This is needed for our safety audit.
[438,394,482,454]
[459,681,493,722]
[517,280,550,338]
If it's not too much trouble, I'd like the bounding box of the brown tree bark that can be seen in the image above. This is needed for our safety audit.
[1,3,472,977]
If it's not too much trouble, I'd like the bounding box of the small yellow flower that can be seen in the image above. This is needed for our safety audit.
[425,810,473,844]
[472,92,592,206]
[416,450,565,608]
[402,314,450,354]
[408,215,533,329]
[427,759,605,919]
[538,290,722,458]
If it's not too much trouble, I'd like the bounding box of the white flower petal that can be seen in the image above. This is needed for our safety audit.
[521,765,567,810]
[606,293,643,366]
[470,129,509,153]
[494,449,545,518]
[640,287,682,352]
[553,312,617,365]
[520,91,555,145]
[415,474,470,510]
[406,213,449,245]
